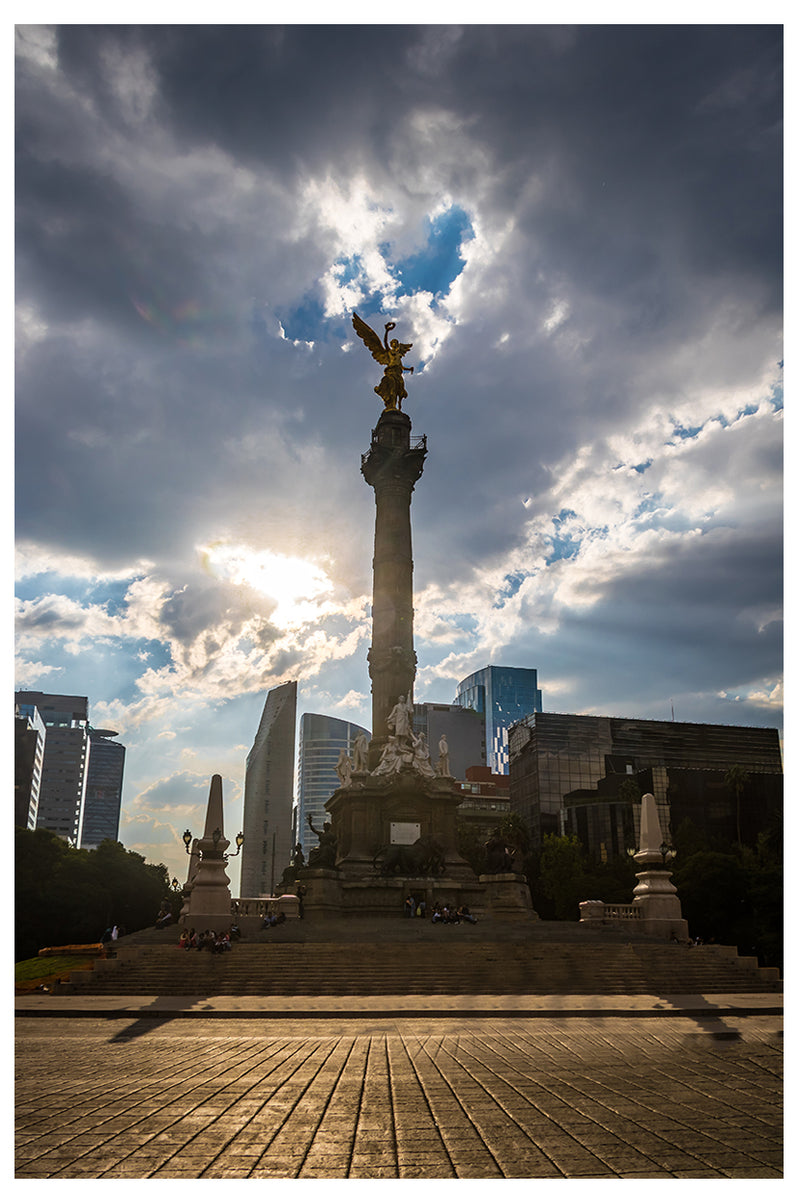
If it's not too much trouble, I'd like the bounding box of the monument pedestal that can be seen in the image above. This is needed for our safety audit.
[632,867,689,940]
[326,769,472,880]
[296,767,539,920]
[479,872,539,920]
[179,775,235,931]
[297,868,344,919]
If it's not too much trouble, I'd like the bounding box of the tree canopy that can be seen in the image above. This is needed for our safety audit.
[15,827,172,961]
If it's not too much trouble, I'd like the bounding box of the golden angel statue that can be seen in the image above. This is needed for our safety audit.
[352,312,414,411]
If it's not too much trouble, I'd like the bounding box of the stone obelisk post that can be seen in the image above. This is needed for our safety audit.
[361,408,427,769]
[180,774,233,929]
[632,792,689,940]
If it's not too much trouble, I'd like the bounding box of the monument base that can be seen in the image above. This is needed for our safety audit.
[297,868,343,919]
[298,766,539,923]
[632,865,689,941]
[300,871,529,921]
[479,872,539,920]
[326,769,473,879]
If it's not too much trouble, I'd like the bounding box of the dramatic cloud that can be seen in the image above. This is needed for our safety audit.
[15,24,782,884]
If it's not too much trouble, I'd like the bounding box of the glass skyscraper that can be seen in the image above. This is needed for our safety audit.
[81,728,126,849]
[455,665,543,775]
[16,692,127,848]
[295,713,370,860]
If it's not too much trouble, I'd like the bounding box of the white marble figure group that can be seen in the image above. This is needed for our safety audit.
[332,695,452,785]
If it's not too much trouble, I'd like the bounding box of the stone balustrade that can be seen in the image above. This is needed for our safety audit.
[579,900,641,924]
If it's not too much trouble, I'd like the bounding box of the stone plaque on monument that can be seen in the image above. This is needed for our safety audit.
[391,821,421,845]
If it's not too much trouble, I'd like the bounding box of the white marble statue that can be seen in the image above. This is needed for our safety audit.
[411,730,436,777]
[336,748,353,787]
[436,733,450,777]
[387,693,412,740]
[353,731,369,773]
[373,735,404,776]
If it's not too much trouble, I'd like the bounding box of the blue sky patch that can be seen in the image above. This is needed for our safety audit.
[277,294,326,343]
[493,571,528,608]
[545,509,583,565]
[276,206,473,346]
[393,207,473,298]
[671,421,703,440]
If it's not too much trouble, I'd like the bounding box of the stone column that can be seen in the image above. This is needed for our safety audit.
[361,409,426,769]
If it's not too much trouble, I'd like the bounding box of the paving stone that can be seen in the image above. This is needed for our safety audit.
[15,1013,782,1179]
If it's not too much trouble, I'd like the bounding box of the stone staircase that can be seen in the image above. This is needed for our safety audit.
[58,929,781,996]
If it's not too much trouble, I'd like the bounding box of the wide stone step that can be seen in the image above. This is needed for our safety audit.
[58,940,781,996]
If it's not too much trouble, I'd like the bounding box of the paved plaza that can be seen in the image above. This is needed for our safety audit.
[15,998,783,1179]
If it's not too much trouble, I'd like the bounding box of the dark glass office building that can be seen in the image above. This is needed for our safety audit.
[509,711,783,859]
[411,702,483,779]
[455,665,543,775]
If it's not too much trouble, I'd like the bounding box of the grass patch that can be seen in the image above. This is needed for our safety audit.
[15,955,97,990]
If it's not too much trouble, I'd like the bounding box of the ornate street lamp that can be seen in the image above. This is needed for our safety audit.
[183,827,244,860]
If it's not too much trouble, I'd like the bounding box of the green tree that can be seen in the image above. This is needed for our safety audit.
[616,777,642,810]
[533,833,587,920]
[672,817,708,861]
[673,850,750,948]
[15,828,172,962]
[455,819,488,877]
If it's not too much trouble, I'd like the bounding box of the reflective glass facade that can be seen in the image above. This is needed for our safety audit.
[295,713,370,860]
[81,731,125,848]
[509,711,783,858]
[455,666,543,775]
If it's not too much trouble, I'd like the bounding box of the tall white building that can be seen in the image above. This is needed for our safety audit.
[15,692,126,848]
[240,681,297,897]
[15,702,46,829]
[16,692,89,843]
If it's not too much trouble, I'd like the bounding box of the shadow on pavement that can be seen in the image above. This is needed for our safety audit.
[106,998,220,1042]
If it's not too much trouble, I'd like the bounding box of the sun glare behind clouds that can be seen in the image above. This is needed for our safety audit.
[199,542,334,628]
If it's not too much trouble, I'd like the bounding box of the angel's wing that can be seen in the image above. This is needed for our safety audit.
[352,312,389,365]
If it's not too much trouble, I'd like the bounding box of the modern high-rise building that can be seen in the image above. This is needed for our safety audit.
[509,711,783,859]
[15,692,127,848]
[81,728,126,849]
[15,691,90,844]
[14,701,46,829]
[240,681,297,897]
[411,702,484,779]
[454,666,543,775]
[294,713,370,860]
